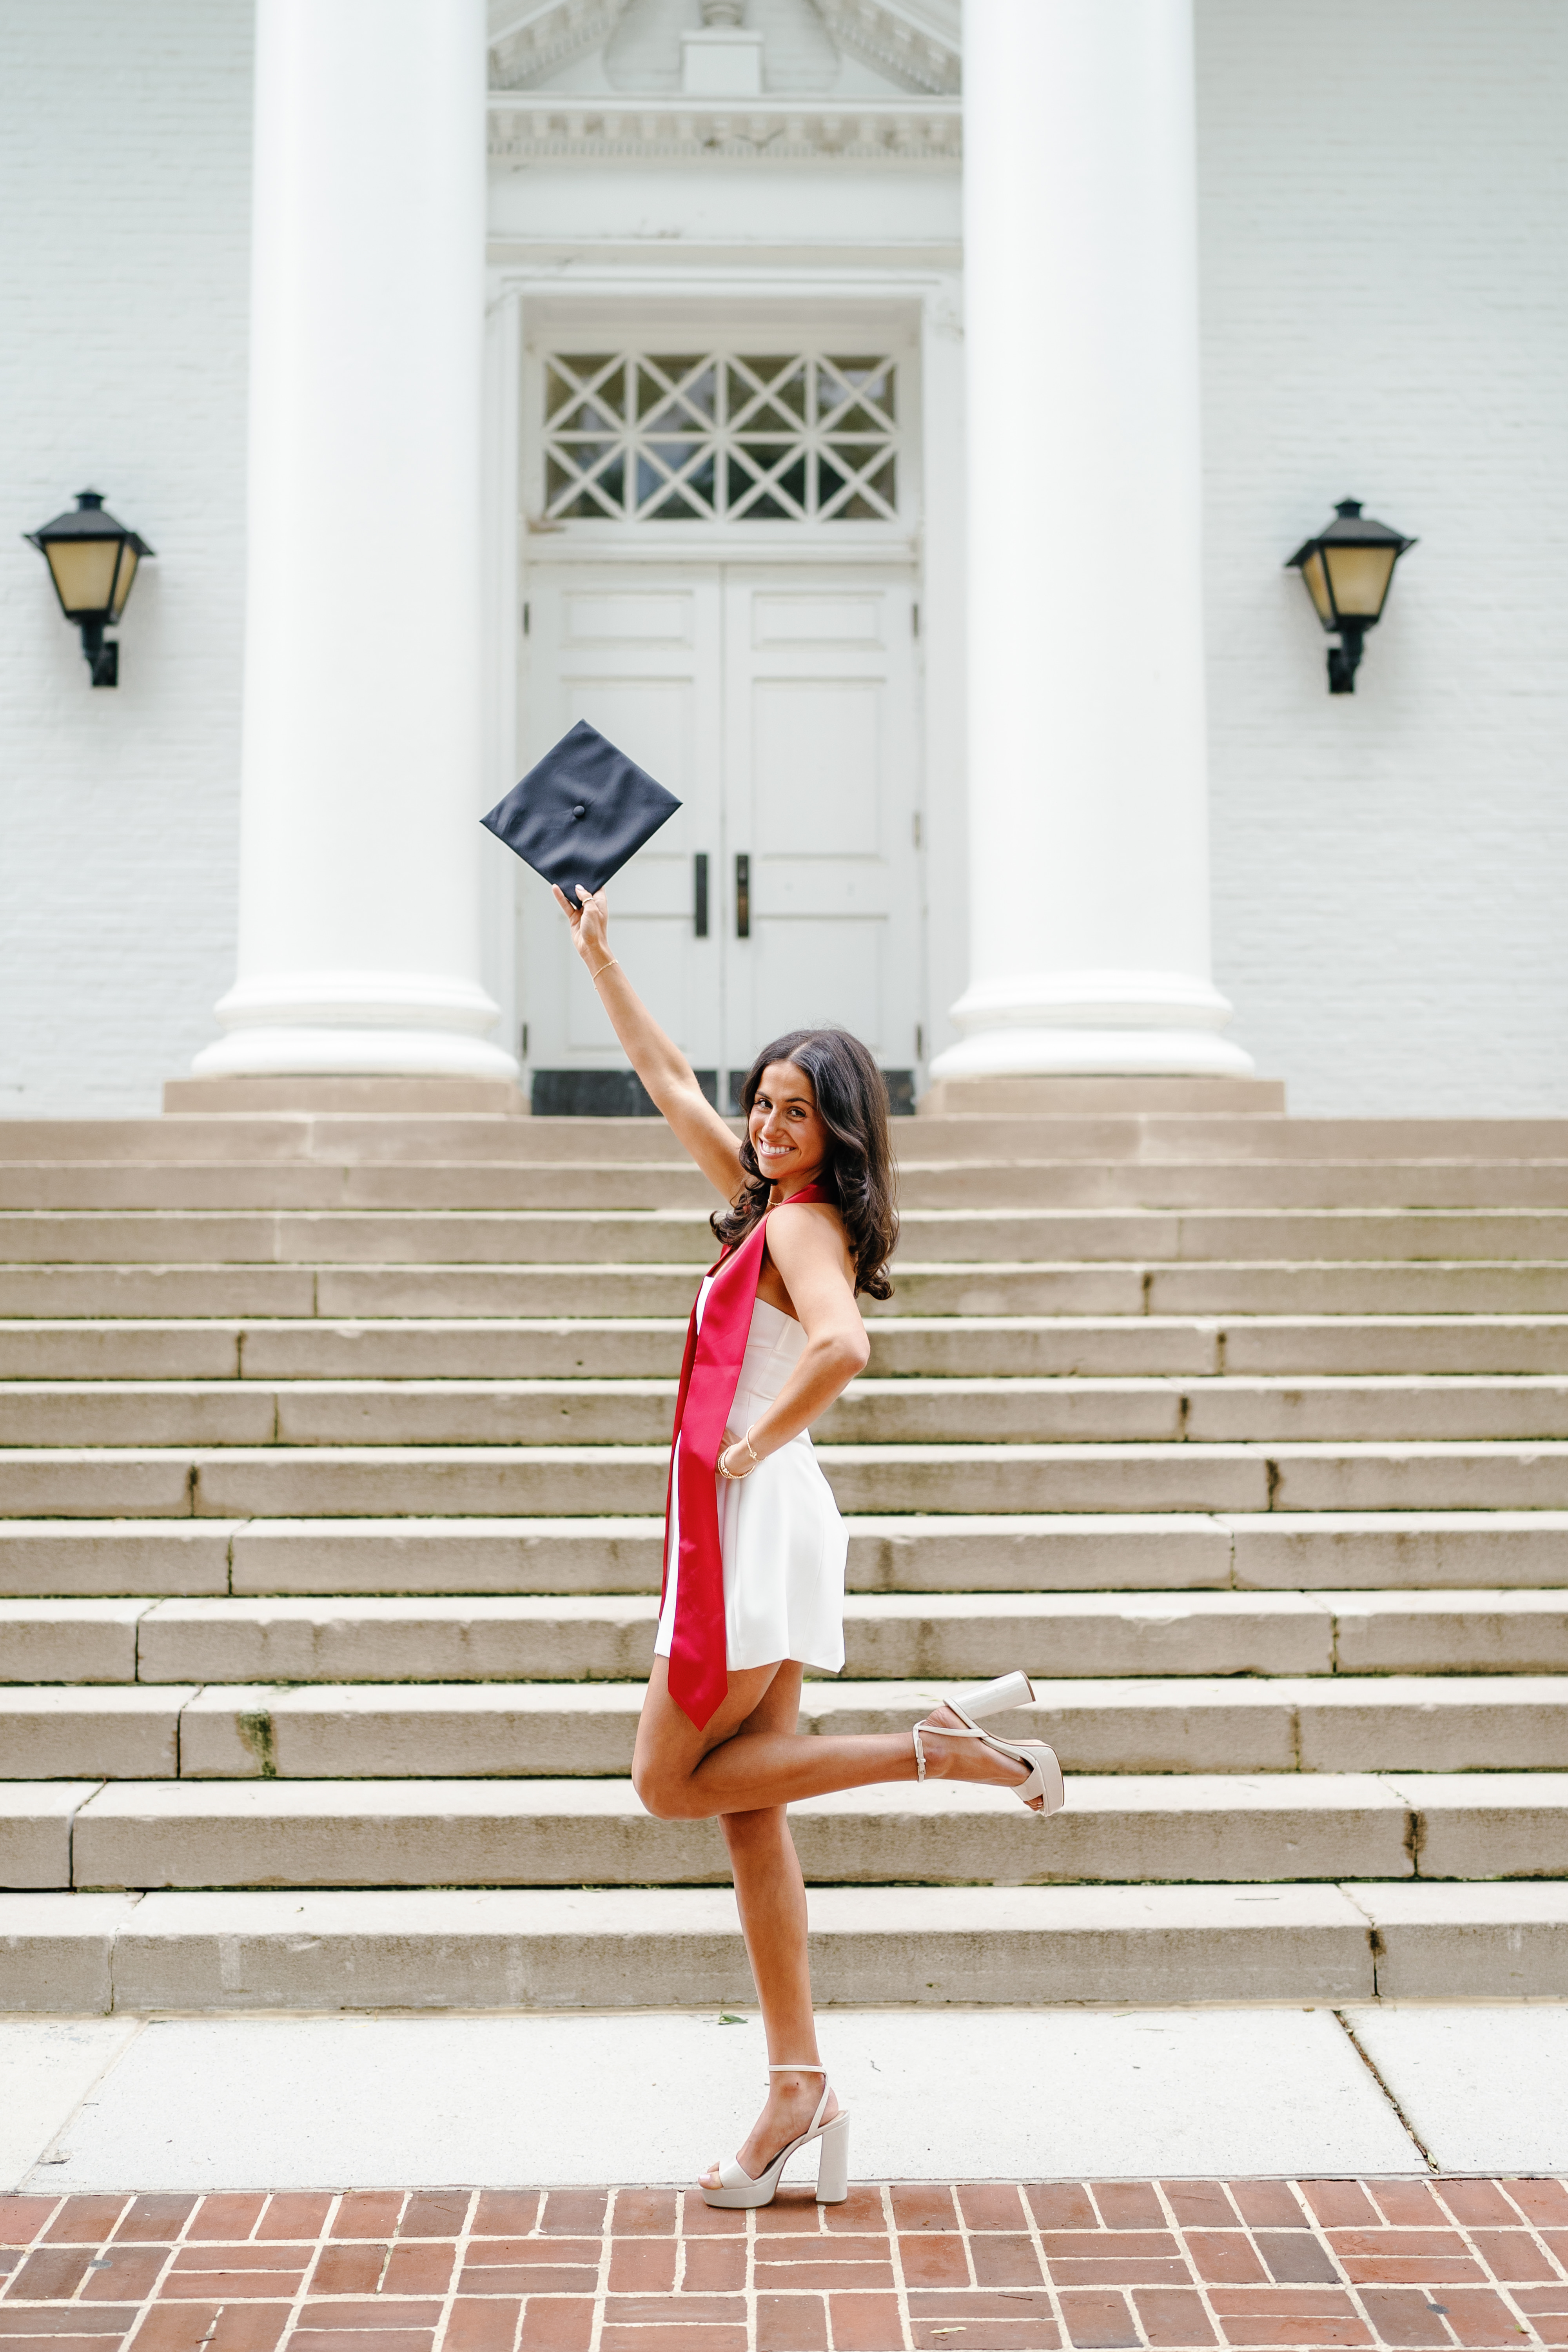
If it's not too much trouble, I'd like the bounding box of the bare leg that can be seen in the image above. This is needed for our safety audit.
[633,1658,1040,1820]
[697,1665,840,2188]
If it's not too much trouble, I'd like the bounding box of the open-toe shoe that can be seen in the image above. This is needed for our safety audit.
[700,2065,850,2209]
[913,1670,1067,1816]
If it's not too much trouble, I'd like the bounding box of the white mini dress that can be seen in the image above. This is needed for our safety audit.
[653,1274,848,1675]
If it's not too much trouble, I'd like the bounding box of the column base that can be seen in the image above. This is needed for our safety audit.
[163,1074,525,1116]
[928,971,1255,1082]
[191,972,518,1084]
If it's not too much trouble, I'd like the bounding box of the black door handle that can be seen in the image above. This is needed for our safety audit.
[694,853,709,938]
[735,853,750,939]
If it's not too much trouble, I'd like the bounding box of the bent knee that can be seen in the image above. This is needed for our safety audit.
[632,1759,695,1820]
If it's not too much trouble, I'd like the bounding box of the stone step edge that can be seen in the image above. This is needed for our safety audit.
[11,1623,1568,1691]
[11,1153,1568,1170]
[10,1257,1568,1274]
[6,1508,1568,1531]
[12,1373,1568,1393]
[4,1514,1567,1605]
[7,1440,1568,1467]
[14,1768,1567,1812]
[4,1310,1568,1330]
[7,1673,1568,1704]
[4,1880,1565,2011]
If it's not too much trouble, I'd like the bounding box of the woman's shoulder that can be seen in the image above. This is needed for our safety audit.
[766,1193,852,1264]
[772,1191,846,1231]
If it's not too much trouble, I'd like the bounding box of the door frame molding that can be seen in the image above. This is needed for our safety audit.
[481,261,967,1095]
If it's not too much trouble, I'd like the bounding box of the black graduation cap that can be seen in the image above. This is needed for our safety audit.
[481,720,682,898]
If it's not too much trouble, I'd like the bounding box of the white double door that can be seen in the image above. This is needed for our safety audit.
[519,561,924,1102]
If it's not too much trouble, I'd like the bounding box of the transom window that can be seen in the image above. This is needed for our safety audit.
[541,351,898,523]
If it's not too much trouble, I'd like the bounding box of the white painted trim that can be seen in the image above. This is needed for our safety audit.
[488,93,960,163]
[917,270,965,1076]
[482,281,524,1076]
[521,533,921,564]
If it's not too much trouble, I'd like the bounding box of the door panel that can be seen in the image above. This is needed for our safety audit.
[722,570,919,1078]
[521,568,723,1075]
[752,681,882,857]
[519,561,921,1101]
[751,918,883,1047]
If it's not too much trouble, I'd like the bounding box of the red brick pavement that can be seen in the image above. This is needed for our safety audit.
[2,2180,1566,2352]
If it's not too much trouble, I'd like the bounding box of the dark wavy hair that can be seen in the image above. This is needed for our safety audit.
[711,1028,899,1299]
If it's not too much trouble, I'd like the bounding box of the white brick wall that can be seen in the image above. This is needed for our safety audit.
[0,0,252,1116]
[3,0,1565,1117]
[1198,0,1568,1114]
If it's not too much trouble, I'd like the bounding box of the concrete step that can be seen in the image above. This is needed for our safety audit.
[7,1439,1568,1518]
[13,1770,1559,1891]
[0,1590,1340,1683]
[11,1313,1568,1381]
[12,1878,1568,2011]
[8,1158,1568,1212]
[5,1204,1568,1266]
[8,1259,1568,1321]
[0,1687,196,1776]
[11,1588,1568,1685]
[0,1598,148,1678]
[8,1109,1568,1164]
[7,1675,1560,1782]
[902,1162,1568,1210]
[11,1373,1568,1450]
[5,1510,1566,1597]
[0,1163,716,1212]
[0,1783,100,1886]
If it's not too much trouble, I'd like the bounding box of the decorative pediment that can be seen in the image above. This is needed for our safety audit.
[488,0,960,100]
[811,0,958,96]
[489,0,633,92]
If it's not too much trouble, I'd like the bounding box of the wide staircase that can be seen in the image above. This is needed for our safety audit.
[2,1075,1566,2013]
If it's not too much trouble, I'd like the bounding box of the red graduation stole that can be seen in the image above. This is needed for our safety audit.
[661,1181,831,1729]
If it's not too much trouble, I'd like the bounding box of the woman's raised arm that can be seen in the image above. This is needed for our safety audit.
[552,882,743,1198]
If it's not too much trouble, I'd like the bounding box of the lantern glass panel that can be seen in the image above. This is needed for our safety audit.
[44,537,122,617]
[107,542,140,622]
[1323,543,1397,620]
[1299,548,1334,626]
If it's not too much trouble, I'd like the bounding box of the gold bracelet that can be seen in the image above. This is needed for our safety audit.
[588,958,617,982]
[719,1425,761,1480]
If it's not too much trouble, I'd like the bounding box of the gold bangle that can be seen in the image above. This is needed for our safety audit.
[718,1426,761,1480]
[588,958,617,982]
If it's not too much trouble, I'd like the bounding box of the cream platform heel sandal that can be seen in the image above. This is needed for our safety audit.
[913,1670,1067,1817]
[700,2064,850,2209]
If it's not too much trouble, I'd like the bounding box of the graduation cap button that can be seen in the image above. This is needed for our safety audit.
[572,804,586,818]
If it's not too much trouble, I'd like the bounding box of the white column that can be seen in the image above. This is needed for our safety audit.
[931,0,1252,1081]
[193,0,516,1080]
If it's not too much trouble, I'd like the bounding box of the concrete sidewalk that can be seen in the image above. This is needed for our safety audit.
[5,2004,1566,2191]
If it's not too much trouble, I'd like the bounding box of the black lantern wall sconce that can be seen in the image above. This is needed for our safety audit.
[1287,498,1415,693]
[25,489,155,687]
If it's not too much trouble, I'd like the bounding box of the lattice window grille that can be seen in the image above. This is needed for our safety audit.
[541,351,899,523]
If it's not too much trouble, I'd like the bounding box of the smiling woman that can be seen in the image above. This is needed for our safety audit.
[550,879,1065,2212]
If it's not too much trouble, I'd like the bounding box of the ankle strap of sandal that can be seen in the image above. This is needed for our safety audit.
[768,2062,825,2073]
